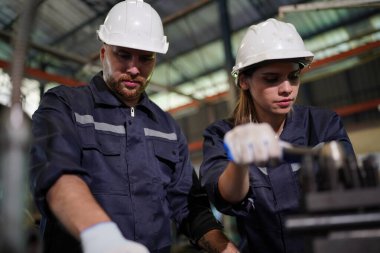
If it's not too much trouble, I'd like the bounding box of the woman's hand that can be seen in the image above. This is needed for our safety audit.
[224,122,281,166]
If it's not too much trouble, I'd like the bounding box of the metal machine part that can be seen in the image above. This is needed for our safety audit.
[282,141,380,253]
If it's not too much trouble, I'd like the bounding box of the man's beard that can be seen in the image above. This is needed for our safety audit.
[106,75,148,103]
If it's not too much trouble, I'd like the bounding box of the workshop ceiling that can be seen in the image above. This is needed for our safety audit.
[0,0,380,115]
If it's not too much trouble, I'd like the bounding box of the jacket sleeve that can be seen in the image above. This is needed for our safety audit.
[199,120,253,216]
[309,108,355,157]
[324,112,355,156]
[30,90,90,217]
[179,170,223,245]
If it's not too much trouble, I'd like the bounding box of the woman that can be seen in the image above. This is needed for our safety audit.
[199,18,355,253]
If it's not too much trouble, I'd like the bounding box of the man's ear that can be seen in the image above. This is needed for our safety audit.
[100,45,106,63]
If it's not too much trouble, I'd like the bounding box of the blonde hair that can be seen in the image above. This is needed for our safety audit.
[231,65,258,126]
[232,88,257,126]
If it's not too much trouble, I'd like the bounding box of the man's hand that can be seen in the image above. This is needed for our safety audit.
[198,229,239,253]
[80,222,149,253]
[224,122,281,166]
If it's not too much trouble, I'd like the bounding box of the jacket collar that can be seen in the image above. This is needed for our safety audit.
[280,105,307,146]
[89,72,122,106]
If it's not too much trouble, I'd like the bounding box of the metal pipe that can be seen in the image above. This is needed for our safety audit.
[0,105,31,253]
[280,141,320,157]
[216,0,237,113]
[162,0,212,24]
[0,0,38,252]
[286,212,380,233]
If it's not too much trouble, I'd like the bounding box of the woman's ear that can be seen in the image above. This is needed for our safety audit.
[239,75,250,90]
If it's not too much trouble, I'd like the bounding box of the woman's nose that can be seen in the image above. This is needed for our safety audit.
[279,80,293,95]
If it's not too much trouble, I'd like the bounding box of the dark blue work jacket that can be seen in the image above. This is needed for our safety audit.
[30,73,193,253]
[200,105,355,253]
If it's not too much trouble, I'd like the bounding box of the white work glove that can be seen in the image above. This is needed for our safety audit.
[224,122,281,166]
[80,221,150,253]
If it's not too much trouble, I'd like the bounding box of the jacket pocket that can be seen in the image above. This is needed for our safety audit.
[151,139,179,181]
[77,124,125,188]
[78,124,122,155]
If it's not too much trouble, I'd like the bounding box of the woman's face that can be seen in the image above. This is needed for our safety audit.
[240,61,301,121]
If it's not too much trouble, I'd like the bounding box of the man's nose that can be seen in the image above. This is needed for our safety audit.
[126,56,140,76]
[127,66,140,76]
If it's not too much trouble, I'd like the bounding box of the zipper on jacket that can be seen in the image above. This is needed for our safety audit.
[131,107,135,117]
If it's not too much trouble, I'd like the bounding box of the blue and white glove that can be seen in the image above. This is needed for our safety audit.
[80,221,150,253]
[224,122,281,166]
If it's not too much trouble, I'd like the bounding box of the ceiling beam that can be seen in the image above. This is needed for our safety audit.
[0,30,89,64]
[0,59,86,86]
[279,0,380,18]
[1,0,46,31]
[48,0,116,46]
[162,0,213,24]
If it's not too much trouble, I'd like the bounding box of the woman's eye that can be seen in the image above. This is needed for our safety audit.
[263,77,279,84]
[288,72,300,82]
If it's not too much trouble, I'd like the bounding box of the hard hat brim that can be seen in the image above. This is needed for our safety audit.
[97,28,169,54]
[232,49,314,77]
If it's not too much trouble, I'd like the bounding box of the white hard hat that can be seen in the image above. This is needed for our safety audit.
[97,0,169,54]
[232,18,314,78]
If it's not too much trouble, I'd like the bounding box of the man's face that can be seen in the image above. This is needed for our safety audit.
[100,44,156,106]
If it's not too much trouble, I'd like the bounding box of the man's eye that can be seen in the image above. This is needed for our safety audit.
[140,56,155,62]
[117,53,132,59]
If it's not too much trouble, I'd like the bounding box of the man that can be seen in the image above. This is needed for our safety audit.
[30,1,238,253]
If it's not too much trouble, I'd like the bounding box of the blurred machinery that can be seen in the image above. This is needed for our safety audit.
[284,142,380,253]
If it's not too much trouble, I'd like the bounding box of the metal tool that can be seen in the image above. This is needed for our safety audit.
[280,140,363,191]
